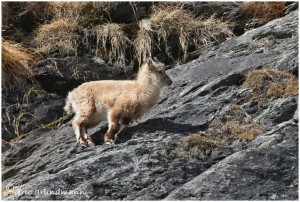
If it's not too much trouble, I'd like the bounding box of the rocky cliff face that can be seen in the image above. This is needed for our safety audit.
[2,10,298,200]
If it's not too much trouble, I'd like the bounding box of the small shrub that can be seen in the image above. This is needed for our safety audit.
[240,2,286,29]
[267,83,285,97]
[207,105,263,143]
[47,2,88,19]
[241,2,285,21]
[175,134,220,159]
[34,2,119,56]
[243,68,298,102]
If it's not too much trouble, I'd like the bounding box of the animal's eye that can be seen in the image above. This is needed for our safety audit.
[157,70,163,73]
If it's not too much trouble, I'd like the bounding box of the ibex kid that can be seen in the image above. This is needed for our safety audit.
[64,58,172,145]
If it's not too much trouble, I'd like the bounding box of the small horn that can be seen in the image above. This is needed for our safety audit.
[147,58,153,69]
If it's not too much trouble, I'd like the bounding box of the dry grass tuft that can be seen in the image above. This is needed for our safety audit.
[32,2,233,65]
[175,134,220,159]
[207,105,263,142]
[133,19,154,65]
[2,40,36,92]
[240,2,286,29]
[34,2,119,56]
[243,68,298,101]
[34,19,79,55]
[85,23,131,66]
[284,80,298,97]
[241,2,286,21]
[47,2,88,19]
[46,2,117,22]
[134,5,233,64]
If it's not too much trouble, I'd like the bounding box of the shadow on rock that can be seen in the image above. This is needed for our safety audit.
[90,118,208,145]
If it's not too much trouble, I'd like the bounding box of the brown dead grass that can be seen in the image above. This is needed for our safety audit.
[134,5,233,64]
[240,2,286,29]
[46,2,117,23]
[84,23,131,66]
[133,19,154,65]
[175,134,220,159]
[47,2,87,19]
[243,68,298,101]
[34,19,79,55]
[32,2,233,65]
[207,105,263,143]
[174,105,264,159]
[241,2,286,21]
[34,2,119,56]
[47,1,119,22]
[2,40,36,92]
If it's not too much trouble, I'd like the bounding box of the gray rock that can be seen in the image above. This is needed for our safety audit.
[183,2,248,35]
[2,93,65,141]
[255,97,297,127]
[165,125,298,200]
[34,54,134,96]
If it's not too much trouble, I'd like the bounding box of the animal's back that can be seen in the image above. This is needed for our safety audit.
[67,80,139,114]
[84,80,138,107]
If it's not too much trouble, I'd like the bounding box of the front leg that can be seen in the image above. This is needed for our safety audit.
[104,122,118,144]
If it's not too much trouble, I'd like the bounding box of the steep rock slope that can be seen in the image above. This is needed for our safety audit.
[2,10,298,200]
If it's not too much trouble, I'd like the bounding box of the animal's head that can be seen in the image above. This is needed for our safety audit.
[146,57,172,86]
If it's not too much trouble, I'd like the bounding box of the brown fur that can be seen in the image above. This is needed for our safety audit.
[64,58,172,145]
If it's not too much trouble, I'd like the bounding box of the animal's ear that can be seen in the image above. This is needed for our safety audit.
[147,58,154,69]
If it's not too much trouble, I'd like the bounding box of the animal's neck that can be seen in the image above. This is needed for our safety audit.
[137,72,161,107]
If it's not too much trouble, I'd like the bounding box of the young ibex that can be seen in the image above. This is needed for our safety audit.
[64,58,172,145]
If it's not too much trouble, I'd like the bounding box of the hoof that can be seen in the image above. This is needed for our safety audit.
[87,140,96,147]
[79,139,88,147]
[80,142,88,148]
[104,139,114,146]
[86,136,95,147]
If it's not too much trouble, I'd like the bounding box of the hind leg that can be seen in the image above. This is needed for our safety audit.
[73,100,96,145]
[72,117,86,145]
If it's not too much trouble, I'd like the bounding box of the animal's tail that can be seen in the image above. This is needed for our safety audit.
[64,95,73,115]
